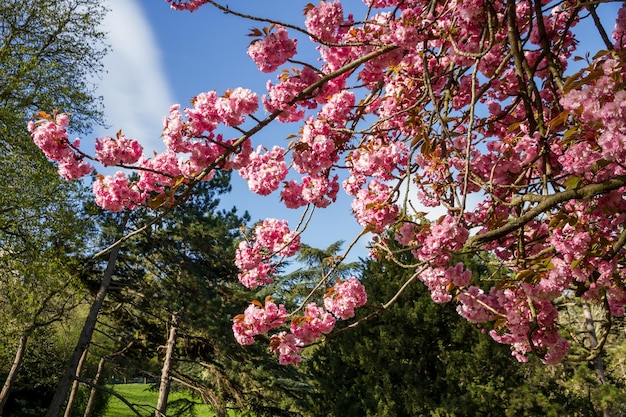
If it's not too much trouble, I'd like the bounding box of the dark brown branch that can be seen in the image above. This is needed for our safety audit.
[467,175,626,249]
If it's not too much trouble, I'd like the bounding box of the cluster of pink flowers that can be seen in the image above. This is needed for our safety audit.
[263,66,320,123]
[281,174,340,209]
[93,172,143,212]
[235,218,300,288]
[351,180,399,233]
[292,117,338,176]
[166,0,204,12]
[560,56,626,173]
[28,114,94,180]
[136,151,182,194]
[184,88,259,134]
[231,278,365,365]
[304,0,345,43]
[269,302,337,365]
[94,134,143,166]
[419,263,472,304]
[414,216,469,267]
[232,299,287,345]
[290,303,336,343]
[318,90,355,121]
[247,25,298,73]
[239,146,288,195]
[323,276,368,320]
[264,277,365,364]
[30,86,259,212]
[347,137,408,182]
[457,286,570,364]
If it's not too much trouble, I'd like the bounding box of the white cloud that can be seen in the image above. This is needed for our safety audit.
[95,0,174,153]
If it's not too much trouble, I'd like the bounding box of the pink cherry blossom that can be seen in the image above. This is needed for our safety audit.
[247,25,297,73]
[234,218,300,288]
[255,218,301,257]
[347,136,408,181]
[93,172,143,212]
[418,263,472,304]
[269,332,303,365]
[232,299,287,345]
[94,135,143,166]
[239,146,288,195]
[305,0,345,43]
[166,0,205,12]
[263,66,320,122]
[28,114,70,161]
[56,154,95,180]
[415,215,469,266]
[28,114,94,180]
[216,87,259,127]
[136,150,182,194]
[351,180,399,233]
[292,117,339,176]
[324,277,367,320]
[300,175,340,208]
[237,262,275,289]
[290,302,336,344]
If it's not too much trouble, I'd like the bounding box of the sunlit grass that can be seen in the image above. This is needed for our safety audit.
[103,383,214,417]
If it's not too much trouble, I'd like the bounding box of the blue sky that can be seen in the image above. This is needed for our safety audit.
[93,0,620,262]
[94,0,371,260]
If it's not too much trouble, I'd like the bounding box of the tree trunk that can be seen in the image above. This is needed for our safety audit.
[583,302,611,417]
[155,313,179,417]
[63,349,88,417]
[83,356,106,417]
[0,334,28,416]
[46,213,128,417]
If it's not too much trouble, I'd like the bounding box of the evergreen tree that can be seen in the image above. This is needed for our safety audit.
[275,242,359,308]
[302,253,596,416]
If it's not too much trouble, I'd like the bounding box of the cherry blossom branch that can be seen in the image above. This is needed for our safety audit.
[288,229,369,318]
[468,175,626,249]
[460,60,481,215]
[382,267,425,309]
[587,2,615,50]
[203,0,385,48]
[323,266,427,342]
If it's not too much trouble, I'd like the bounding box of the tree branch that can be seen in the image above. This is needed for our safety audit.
[467,175,626,249]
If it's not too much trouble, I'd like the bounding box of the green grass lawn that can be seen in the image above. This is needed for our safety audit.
[103,383,214,417]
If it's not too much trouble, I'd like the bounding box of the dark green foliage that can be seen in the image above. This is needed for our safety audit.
[301,255,593,417]
[0,0,108,415]
[0,324,108,417]
[275,242,359,308]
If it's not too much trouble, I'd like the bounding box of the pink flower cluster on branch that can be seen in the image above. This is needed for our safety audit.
[166,0,204,12]
[237,277,365,365]
[30,87,258,212]
[247,25,298,73]
[232,298,287,345]
[28,113,94,180]
[235,218,300,289]
[95,132,143,167]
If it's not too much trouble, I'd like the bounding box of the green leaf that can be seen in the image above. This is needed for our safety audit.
[564,176,582,190]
